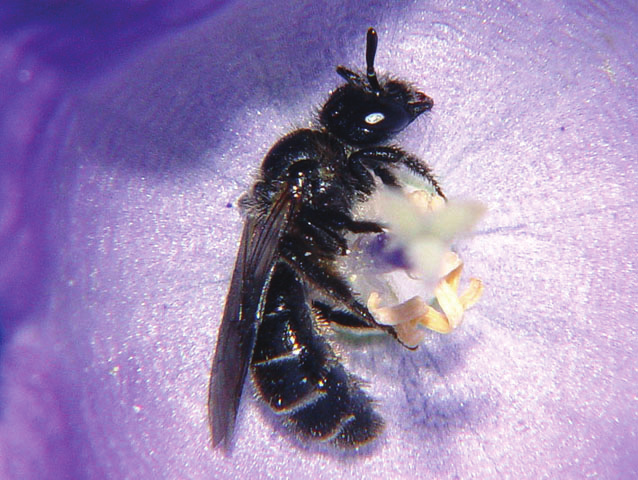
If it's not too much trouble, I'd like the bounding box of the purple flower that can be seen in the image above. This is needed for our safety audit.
[1,1,637,478]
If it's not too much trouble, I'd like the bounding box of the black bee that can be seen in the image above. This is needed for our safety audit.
[208,28,443,450]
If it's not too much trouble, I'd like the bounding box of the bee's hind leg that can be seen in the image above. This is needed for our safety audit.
[313,300,382,331]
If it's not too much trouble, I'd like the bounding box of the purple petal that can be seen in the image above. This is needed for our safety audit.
[1,1,637,479]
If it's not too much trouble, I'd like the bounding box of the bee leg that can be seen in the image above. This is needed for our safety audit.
[347,159,375,195]
[298,215,349,255]
[300,209,384,249]
[328,210,384,234]
[313,301,380,331]
[349,148,400,187]
[398,154,446,199]
[282,236,406,347]
[373,166,400,186]
[344,219,385,233]
[349,147,445,198]
[281,238,385,327]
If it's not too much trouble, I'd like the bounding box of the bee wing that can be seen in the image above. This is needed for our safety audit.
[208,187,298,449]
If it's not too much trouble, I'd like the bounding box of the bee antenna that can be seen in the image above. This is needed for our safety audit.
[366,27,382,92]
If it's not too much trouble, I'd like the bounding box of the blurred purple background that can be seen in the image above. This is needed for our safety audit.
[1,1,637,478]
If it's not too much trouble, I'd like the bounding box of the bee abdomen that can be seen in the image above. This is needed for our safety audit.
[285,363,383,447]
[251,262,383,447]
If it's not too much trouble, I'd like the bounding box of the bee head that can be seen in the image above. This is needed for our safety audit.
[319,28,433,146]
